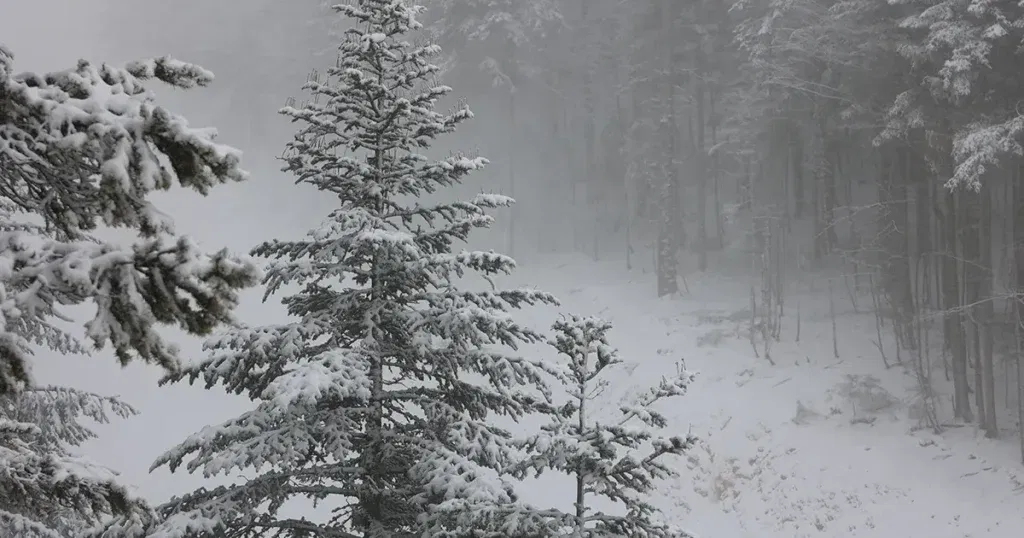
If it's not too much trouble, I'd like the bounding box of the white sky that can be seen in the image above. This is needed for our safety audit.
[0,0,334,502]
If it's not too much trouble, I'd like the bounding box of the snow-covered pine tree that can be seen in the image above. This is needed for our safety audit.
[94,1,559,537]
[0,386,144,538]
[0,46,260,394]
[514,315,697,537]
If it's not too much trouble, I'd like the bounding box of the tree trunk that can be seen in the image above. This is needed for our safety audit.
[581,0,598,260]
[556,70,575,252]
[940,187,972,422]
[621,92,634,270]
[812,115,835,259]
[742,153,753,210]
[782,120,792,232]
[980,180,997,437]
[694,47,708,272]
[710,88,724,248]
[962,189,983,419]
[812,136,823,260]
[791,122,805,219]
[879,147,914,352]
[825,136,840,249]
[914,148,933,309]
[1014,163,1024,460]
[573,339,589,530]
[507,87,517,258]
[655,0,679,296]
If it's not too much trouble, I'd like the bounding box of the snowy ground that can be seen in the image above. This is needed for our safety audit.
[501,254,1024,538]
[60,251,1024,537]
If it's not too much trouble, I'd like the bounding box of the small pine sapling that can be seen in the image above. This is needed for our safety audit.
[514,315,697,537]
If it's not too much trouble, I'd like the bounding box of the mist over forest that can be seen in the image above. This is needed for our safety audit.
[2,0,1024,537]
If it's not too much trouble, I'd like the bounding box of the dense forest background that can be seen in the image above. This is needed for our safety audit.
[92,0,1024,459]
[421,0,1024,455]
[400,0,1024,456]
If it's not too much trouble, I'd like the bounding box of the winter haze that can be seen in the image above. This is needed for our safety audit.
[0,0,337,505]
[3,1,1024,537]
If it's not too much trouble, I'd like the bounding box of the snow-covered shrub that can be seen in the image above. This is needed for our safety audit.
[831,374,900,416]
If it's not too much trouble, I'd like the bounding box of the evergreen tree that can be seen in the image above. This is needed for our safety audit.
[513,316,697,538]
[0,386,144,538]
[0,47,261,394]
[425,0,562,73]
[96,1,559,536]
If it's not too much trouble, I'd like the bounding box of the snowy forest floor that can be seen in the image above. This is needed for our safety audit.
[64,251,1024,537]
[502,253,1024,538]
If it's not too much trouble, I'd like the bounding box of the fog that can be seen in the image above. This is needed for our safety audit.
[0,0,542,505]
[4,0,1024,535]
[0,0,334,502]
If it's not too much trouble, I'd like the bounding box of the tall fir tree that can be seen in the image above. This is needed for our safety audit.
[513,316,696,538]
[0,386,142,538]
[95,1,559,537]
[0,47,261,394]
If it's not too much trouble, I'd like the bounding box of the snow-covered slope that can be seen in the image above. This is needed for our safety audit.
[60,251,1024,537]
[502,255,1024,538]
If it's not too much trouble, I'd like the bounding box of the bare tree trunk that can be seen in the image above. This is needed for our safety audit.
[695,49,708,272]
[555,70,575,252]
[940,187,972,422]
[539,70,560,254]
[743,153,754,210]
[979,180,997,437]
[655,0,679,296]
[1017,306,1024,463]
[1014,163,1024,460]
[963,189,983,419]
[621,92,634,270]
[812,114,835,259]
[825,136,839,250]
[580,0,598,261]
[791,122,805,219]
[710,88,724,248]
[812,141,823,261]
[507,86,517,258]
[782,120,792,233]
[900,149,915,351]
[914,148,933,309]
[879,147,915,354]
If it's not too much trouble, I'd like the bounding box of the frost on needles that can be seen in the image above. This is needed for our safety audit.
[0,386,144,538]
[94,1,559,537]
[511,316,697,538]
[0,43,256,538]
[0,46,260,394]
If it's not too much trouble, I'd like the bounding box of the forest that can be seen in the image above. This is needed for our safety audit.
[420,0,1024,451]
[2,0,1024,536]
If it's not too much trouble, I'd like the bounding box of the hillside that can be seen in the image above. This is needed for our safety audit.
[503,255,1024,538]
[54,250,1024,537]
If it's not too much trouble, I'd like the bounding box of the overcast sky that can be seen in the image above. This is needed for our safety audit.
[0,0,337,502]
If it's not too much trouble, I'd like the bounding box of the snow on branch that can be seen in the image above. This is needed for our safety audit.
[95,2,559,537]
[0,46,260,394]
[948,116,1024,191]
[1,49,247,238]
[507,315,698,537]
[0,230,259,394]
